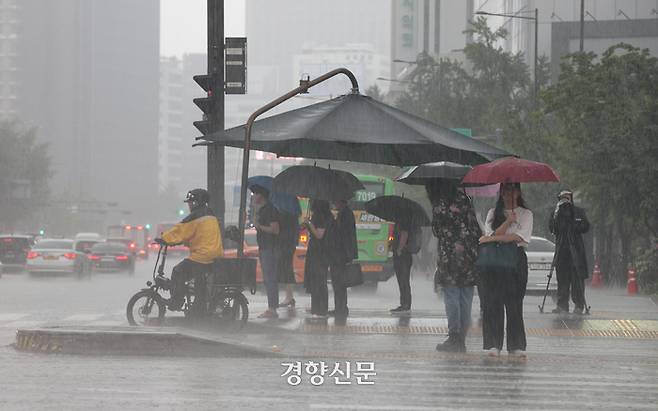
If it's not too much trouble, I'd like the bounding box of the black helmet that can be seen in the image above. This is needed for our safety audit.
[184,188,209,210]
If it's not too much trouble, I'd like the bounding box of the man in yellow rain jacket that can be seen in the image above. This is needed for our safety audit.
[156,188,223,310]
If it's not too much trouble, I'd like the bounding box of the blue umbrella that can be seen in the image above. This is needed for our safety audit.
[247,175,301,217]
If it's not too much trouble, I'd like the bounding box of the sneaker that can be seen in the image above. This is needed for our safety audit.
[573,306,584,315]
[328,309,349,317]
[485,348,501,357]
[436,334,464,353]
[390,306,411,315]
[257,310,278,319]
[389,306,403,312]
[551,306,568,314]
[509,350,527,359]
[311,314,328,319]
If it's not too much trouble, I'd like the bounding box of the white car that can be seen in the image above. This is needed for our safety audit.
[27,239,87,276]
[526,236,557,298]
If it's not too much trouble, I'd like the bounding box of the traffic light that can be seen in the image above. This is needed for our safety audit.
[178,209,185,216]
[145,224,151,230]
[193,74,216,135]
[38,229,45,236]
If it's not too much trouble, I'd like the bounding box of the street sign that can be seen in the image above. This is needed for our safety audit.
[225,37,247,94]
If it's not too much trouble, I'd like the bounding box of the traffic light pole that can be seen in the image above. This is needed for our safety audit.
[207,0,225,226]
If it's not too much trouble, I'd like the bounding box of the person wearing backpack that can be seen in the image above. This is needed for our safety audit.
[429,181,481,352]
[390,213,416,314]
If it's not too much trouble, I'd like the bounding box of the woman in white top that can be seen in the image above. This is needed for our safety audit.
[479,182,533,358]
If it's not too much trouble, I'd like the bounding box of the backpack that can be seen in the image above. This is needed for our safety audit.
[406,224,423,254]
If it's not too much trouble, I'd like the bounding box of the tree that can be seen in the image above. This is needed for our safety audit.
[394,18,556,237]
[0,121,51,231]
[542,44,658,283]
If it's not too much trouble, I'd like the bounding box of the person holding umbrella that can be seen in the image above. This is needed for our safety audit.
[302,200,333,318]
[327,198,358,318]
[429,180,482,352]
[272,165,363,318]
[250,184,281,319]
[478,183,533,358]
[365,195,430,315]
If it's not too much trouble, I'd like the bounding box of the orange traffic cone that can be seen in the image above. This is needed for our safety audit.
[627,265,638,296]
[591,260,603,288]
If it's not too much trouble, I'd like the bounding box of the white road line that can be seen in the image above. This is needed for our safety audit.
[92,320,125,326]
[61,313,104,322]
[311,405,443,411]
[3,320,43,328]
[0,313,28,321]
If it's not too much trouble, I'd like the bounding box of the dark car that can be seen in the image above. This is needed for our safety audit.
[0,235,34,272]
[87,242,135,274]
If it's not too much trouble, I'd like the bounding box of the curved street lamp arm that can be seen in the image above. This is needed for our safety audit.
[236,68,359,256]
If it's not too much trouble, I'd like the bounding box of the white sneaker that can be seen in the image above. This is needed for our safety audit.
[509,350,527,359]
[486,348,501,357]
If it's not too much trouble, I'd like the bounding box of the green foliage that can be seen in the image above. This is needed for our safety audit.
[636,246,658,295]
[0,121,51,231]
[542,44,658,274]
[395,16,548,139]
[393,17,556,237]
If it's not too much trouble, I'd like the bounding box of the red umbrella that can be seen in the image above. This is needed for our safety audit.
[461,157,560,184]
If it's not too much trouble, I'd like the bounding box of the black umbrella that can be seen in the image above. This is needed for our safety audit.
[396,161,472,185]
[272,165,364,201]
[196,93,511,167]
[365,195,430,227]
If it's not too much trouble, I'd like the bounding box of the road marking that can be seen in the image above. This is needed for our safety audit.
[3,320,43,328]
[92,320,125,326]
[61,313,104,322]
[311,405,444,410]
[0,313,28,321]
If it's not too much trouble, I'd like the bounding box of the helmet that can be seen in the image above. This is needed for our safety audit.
[184,188,209,210]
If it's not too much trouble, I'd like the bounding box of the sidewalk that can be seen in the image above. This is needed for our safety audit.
[12,285,658,360]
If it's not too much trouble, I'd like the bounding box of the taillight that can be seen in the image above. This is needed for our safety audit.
[129,243,136,249]
[138,249,146,255]
[27,251,39,259]
[88,255,101,261]
[115,255,129,261]
[63,252,76,260]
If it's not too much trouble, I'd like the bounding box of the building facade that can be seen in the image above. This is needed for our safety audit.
[6,0,160,221]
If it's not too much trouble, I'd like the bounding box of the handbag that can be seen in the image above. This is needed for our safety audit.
[343,262,364,287]
[475,242,518,273]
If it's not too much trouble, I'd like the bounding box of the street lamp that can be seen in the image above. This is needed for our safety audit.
[475,9,539,109]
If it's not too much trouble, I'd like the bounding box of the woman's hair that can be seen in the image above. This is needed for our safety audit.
[310,199,331,218]
[425,180,459,206]
[491,183,529,230]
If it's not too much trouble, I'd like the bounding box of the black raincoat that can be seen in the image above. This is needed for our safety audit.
[549,204,590,278]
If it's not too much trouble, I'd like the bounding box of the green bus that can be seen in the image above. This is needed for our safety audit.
[300,174,395,291]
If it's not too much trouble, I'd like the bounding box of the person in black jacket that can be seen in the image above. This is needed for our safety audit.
[327,199,358,318]
[549,190,591,314]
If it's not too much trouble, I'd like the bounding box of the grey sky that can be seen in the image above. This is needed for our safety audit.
[160,0,245,57]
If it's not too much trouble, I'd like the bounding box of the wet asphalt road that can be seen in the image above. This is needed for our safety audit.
[1,258,658,410]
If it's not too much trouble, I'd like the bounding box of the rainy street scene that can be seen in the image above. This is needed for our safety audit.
[1,1,658,410]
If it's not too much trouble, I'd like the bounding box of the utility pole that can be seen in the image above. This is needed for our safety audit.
[534,7,538,110]
[579,0,585,52]
[207,0,225,225]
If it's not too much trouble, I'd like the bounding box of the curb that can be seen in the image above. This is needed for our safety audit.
[13,326,284,358]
